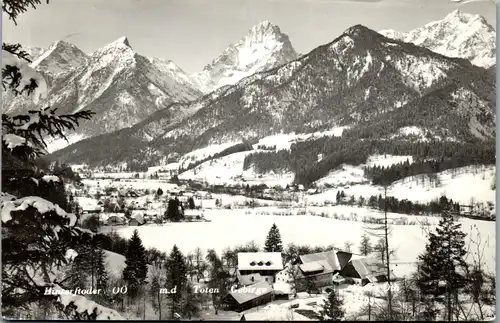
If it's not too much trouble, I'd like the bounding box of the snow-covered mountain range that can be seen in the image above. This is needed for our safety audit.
[48,23,495,169]
[380,10,495,68]
[6,10,495,158]
[190,20,298,93]
[3,37,202,137]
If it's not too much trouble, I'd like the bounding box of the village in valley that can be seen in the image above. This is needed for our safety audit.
[1,0,496,321]
[63,156,496,321]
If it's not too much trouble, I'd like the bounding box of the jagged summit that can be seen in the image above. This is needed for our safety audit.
[106,36,132,49]
[248,20,282,36]
[190,21,298,93]
[30,40,88,74]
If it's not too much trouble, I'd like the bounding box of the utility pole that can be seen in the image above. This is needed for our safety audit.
[383,185,393,320]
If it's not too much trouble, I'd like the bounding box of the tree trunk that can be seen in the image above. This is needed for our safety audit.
[158,290,161,320]
[143,290,146,320]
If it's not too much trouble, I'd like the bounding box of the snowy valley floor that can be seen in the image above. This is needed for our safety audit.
[110,208,495,277]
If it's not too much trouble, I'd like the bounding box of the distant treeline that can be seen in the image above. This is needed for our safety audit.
[243,136,495,187]
[364,157,494,186]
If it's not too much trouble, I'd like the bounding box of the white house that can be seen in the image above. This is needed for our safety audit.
[237,252,284,286]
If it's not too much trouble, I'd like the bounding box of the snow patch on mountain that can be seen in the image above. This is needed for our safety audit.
[178,141,243,169]
[253,127,348,151]
[380,10,495,68]
[45,134,86,153]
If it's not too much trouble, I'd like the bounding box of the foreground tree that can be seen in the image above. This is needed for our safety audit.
[165,245,188,319]
[122,230,148,300]
[2,1,121,319]
[264,223,283,252]
[416,210,468,320]
[205,249,231,314]
[319,288,345,321]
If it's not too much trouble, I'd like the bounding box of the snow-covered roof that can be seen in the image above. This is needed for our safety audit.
[164,163,179,170]
[227,281,273,304]
[41,175,60,182]
[300,251,342,272]
[76,197,101,211]
[0,192,16,202]
[238,252,284,271]
[184,209,202,216]
[350,257,387,281]
[273,281,293,295]
[298,261,325,273]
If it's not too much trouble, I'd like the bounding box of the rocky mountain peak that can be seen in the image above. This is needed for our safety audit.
[191,21,298,93]
[30,40,88,74]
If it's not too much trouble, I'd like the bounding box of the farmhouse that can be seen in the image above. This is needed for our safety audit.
[339,256,394,286]
[237,252,283,286]
[128,214,145,226]
[222,281,273,312]
[294,250,353,292]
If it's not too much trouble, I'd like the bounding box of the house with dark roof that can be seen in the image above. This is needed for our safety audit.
[339,256,394,286]
[237,252,283,286]
[222,281,273,312]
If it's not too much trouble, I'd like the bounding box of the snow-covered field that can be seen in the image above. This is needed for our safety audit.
[81,178,179,192]
[252,127,349,151]
[341,165,495,206]
[114,209,495,276]
[178,149,296,187]
[178,141,242,169]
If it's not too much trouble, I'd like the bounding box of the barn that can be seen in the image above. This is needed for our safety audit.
[222,281,273,312]
[339,256,394,286]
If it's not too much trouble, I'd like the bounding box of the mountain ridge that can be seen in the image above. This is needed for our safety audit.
[47,23,495,170]
[379,9,496,68]
[3,36,203,137]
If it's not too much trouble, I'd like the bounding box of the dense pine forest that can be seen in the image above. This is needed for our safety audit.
[244,132,495,186]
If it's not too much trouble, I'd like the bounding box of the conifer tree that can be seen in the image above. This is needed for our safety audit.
[188,196,196,209]
[165,245,188,319]
[319,288,345,321]
[95,247,109,291]
[180,283,201,320]
[122,229,148,299]
[264,223,283,252]
[1,0,121,318]
[416,210,468,320]
[165,198,182,222]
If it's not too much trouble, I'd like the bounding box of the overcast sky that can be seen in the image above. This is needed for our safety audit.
[2,0,495,73]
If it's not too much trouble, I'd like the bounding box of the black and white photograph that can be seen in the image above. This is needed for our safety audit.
[1,0,496,320]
